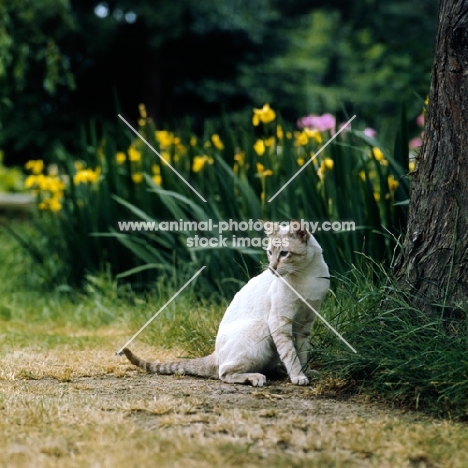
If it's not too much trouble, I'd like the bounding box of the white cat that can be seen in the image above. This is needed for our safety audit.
[122,221,330,387]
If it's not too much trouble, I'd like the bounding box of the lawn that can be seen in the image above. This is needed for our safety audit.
[1,225,468,467]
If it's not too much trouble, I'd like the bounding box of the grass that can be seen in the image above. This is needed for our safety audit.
[2,224,468,467]
[311,259,468,420]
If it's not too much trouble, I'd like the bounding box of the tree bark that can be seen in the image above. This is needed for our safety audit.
[394,0,468,315]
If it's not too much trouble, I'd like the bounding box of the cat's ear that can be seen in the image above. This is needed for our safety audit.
[258,219,278,236]
[289,219,309,243]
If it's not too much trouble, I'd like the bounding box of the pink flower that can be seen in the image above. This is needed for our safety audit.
[298,113,336,132]
[363,127,377,138]
[409,136,422,149]
[416,114,425,127]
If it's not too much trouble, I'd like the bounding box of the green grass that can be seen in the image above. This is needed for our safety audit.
[311,258,468,420]
[2,223,468,421]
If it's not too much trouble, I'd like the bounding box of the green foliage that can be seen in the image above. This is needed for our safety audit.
[311,259,468,420]
[0,0,76,162]
[0,0,436,165]
[0,151,24,192]
[14,104,411,297]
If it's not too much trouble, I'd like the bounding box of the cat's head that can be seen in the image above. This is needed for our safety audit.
[262,220,321,276]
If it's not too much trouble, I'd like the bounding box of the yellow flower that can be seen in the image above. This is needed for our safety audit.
[155,131,174,148]
[138,118,146,127]
[323,158,334,170]
[276,125,284,140]
[286,131,293,139]
[190,136,197,147]
[175,144,187,157]
[234,151,245,163]
[160,151,171,163]
[264,136,275,147]
[116,152,126,164]
[253,139,265,156]
[128,146,142,162]
[24,160,44,175]
[359,171,366,181]
[192,155,214,173]
[317,159,333,180]
[211,134,224,150]
[25,175,38,189]
[152,164,161,175]
[304,128,322,144]
[252,103,276,126]
[297,157,305,166]
[26,174,66,193]
[256,162,273,177]
[138,103,147,119]
[132,173,143,184]
[388,175,399,191]
[152,174,162,186]
[372,147,385,161]
[294,131,308,146]
[409,160,416,171]
[74,168,100,185]
[38,194,62,212]
[374,192,381,202]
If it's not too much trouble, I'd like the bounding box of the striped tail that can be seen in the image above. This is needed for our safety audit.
[122,348,218,379]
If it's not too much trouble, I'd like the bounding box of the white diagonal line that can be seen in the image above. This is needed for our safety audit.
[273,270,357,353]
[268,115,356,202]
[116,266,206,355]
[118,114,207,202]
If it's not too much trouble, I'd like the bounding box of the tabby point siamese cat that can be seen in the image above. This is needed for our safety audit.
[122,220,330,386]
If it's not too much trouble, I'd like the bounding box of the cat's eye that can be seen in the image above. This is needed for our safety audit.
[267,250,272,256]
[279,251,289,257]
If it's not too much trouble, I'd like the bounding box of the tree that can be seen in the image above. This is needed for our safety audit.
[394,0,468,317]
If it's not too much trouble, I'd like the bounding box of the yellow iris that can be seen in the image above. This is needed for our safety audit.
[388,175,399,191]
[304,128,322,144]
[252,104,276,126]
[74,168,101,185]
[132,173,143,184]
[192,155,214,173]
[256,162,273,177]
[155,130,174,149]
[24,160,44,175]
[253,139,265,156]
[138,103,147,119]
[38,195,62,212]
[294,131,308,146]
[25,174,66,192]
[211,134,224,150]
[372,147,385,161]
[276,125,284,140]
[116,152,126,164]
[128,146,142,162]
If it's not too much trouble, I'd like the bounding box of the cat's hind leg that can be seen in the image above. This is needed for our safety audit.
[216,321,275,387]
[221,371,266,387]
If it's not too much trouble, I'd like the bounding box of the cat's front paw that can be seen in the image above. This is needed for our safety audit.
[291,374,309,386]
[248,373,267,387]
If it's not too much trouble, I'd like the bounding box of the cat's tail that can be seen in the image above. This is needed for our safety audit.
[122,348,219,379]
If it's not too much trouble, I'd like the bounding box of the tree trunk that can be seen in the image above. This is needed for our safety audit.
[394,0,468,316]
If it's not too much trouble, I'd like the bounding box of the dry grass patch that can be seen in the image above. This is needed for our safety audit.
[1,329,468,468]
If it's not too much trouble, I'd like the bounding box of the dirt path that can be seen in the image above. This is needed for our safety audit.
[1,347,467,467]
